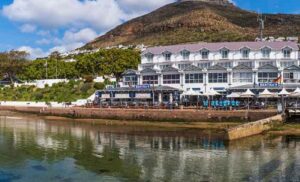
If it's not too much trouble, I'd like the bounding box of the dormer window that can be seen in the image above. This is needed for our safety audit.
[261,47,271,59]
[145,53,154,62]
[163,51,172,61]
[241,48,250,59]
[180,50,190,60]
[283,48,292,59]
[200,49,209,59]
[221,48,229,59]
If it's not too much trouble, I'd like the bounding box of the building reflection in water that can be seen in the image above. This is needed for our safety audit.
[0,116,299,181]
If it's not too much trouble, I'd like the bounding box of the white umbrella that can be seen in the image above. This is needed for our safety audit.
[241,89,255,110]
[278,88,290,96]
[290,87,300,97]
[259,89,275,98]
[259,89,276,109]
[240,89,255,98]
[203,89,220,97]
[278,88,290,113]
[227,93,240,98]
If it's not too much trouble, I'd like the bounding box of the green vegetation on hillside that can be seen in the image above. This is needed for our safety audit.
[0,48,140,82]
[0,80,106,102]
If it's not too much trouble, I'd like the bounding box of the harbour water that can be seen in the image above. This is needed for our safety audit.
[0,115,299,182]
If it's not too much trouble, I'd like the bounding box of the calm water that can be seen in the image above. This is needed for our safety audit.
[0,115,299,182]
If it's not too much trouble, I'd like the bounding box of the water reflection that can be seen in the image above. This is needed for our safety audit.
[0,115,299,182]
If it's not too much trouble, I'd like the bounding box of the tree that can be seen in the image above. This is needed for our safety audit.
[0,50,29,83]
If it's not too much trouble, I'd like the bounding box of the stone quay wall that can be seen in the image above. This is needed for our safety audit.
[226,115,283,140]
[0,106,277,123]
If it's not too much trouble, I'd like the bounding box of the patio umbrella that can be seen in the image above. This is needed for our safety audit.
[241,89,255,110]
[202,89,220,108]
[226,93,240,98]
[259,89,275,109]
[278,88,290,113]
[290,87,300,107]
[290,87,300,97]
[278,88,290,96]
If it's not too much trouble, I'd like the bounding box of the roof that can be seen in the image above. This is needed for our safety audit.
[183,65,203,72]
[98,85,181,93]
[284,65,300,71]
[142,41,299,55]
[122,69,138,76]
[232,64,252,71]
[207,64,227,71]
[140,68,159,74]
[258,64,279,71]
[161,66,179,73]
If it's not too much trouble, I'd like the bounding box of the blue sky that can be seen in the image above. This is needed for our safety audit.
[0,0,299,59]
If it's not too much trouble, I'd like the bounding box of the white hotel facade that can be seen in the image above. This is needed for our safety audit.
[122,41,300,92]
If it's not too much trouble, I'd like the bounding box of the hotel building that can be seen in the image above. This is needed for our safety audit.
[123,41,300,92]
[97,41,300,104]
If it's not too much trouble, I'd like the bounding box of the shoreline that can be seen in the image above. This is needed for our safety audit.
[0,106,278,123]
[1,110,299,137]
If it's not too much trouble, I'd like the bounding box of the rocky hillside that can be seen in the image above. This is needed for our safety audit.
[83,0,300,49]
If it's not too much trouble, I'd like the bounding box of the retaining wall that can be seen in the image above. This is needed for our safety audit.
[226,115,283,140]
[0,106,277,123]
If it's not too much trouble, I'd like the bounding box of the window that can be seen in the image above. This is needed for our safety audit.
[178,64,191,70]
[219,62,232,68]
[185,73,203,83]
[198,62,211,69]
[259,61,276,67]
[143,75,158,85]
[163,52,172,61]
[284,72,300,83]
[201,50,209,59]
[163,74,180,84]
[258,72,278,83]
[280,62,295,68]
[208,73,228,83]
[221,49,229,59]
[123,75,138,86]
[233,72,252,83]
[238,62,253,68]
[145,54,154,62]
[181,50,190,60]
[283,49,291,59]
[160,64,171,70]
[262,48,271,58]
[241,49,250,59]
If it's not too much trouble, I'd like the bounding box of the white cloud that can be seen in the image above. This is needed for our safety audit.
[3,0,125,31]
[117,0,174,14]
[17,46,48,59]
[2,0,177,55]
[20,24,36,33]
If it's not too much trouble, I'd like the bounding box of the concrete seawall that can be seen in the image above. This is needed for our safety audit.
[226,115,283,140]
[0,106,277,123]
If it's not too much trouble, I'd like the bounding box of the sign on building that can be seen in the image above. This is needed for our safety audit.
[259,83,280,87]
[135,93,151,99]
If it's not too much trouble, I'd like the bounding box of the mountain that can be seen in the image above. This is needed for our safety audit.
[83,0,300,49]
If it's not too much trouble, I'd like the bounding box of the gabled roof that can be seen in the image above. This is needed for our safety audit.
[232,64,252,71]
[183,65,203,72]
[284,65,300,71]
[122,69,138,76]
[162,66,179,73]
[258,64,279,71]
[140,68,158,74]
[207,64,227,71]
[142,41,299,55]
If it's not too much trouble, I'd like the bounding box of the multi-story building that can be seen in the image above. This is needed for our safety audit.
[122,41,300,93]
